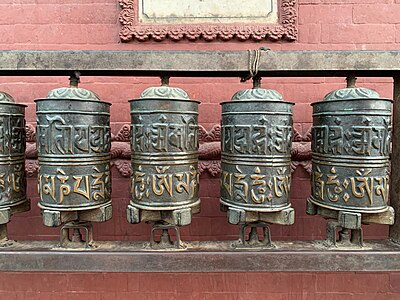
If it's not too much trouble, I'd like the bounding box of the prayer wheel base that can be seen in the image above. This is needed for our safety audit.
[221,204,295,226]
[127,203,200,226]
[306,198,394,248]
[42,202,112,227]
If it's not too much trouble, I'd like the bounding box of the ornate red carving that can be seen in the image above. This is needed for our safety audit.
[112,124,131,142]
[112,159,132,177]
[25,159,39,177]
[119,0,297,42]
[25,124,35,143]
[199,160,221,177]
[199,124,221,143]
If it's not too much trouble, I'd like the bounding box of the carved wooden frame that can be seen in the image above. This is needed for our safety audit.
[119,0,297,42]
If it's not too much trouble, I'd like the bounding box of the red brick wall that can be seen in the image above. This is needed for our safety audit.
[0,0,399,299]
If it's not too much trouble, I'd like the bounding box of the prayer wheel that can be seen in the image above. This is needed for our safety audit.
[0,92,28,217]
[127,78,200,226]
[309,78,392,214]
[35,76,112,227]
[220,78,294,226]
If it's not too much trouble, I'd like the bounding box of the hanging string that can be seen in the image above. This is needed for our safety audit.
[241,47,270,83]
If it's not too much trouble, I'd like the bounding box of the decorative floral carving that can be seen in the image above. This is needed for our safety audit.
[112,124,131,142]
[302,126,312,142]
[111,141,131,159]
[291,142,311,161]
[199,124,221,143]
[26,160,39,177]
[292,127,302,142]
[199,160,221,177]
[119,0,297,42]
[300,161,312,174]
[25,124,36,142]
[113,159,132,177]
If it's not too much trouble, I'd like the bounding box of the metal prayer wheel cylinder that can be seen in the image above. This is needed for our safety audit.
[309,80,392,214]
[127,79,200,226]
[0,92,28,224]
[35,78,112,226]
[220,80,294,225]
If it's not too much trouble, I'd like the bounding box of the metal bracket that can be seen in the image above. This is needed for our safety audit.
[325,220,363,248]
[233,222,273,249]
[150,222,183,249]
[59,221,94,248]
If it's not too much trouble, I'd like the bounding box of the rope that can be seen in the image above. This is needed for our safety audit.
[241,47,270,83]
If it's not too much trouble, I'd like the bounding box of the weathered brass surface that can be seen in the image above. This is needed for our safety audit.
[35,77,112,225]
[309,78,392,214]
[0,92,27,211]
[127,77,200,226]
[220,78,294,225]
[0,92,28,233]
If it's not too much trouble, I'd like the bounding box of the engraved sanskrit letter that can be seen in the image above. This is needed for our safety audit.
[151,115,168,151]
[273,167,290,198]
[74,125,90,153]
[42,175,56,202]
[350,169,374,205]
[222,125,234,153]
[10,117,25,154]
[222,171,233,196]
[73,175,90,200]
[234,125,251,154]
[234,166,248,203]
[375,175,389,204]
[132,166,149,200]
[250,167,267,204]
[328,126,343,154]
[183,116,198,151]
[152,166,173,197]
[91,166,107,201]
[175,172,190,194]
[251,125,268,154]
[351,126,372,155]
[325,167,342,202]
[272,125,291,153]
[56,168,71,204]
[168,123,185,151]
[312,167,324,200]
[372,126,389,156]
[48,115,73,154]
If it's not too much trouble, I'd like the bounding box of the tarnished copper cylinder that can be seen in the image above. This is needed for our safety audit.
[309,80,392,213]
[35,79,112,221]
[127,79,200,226]
[220,80,294,223]
[0,92,28,213]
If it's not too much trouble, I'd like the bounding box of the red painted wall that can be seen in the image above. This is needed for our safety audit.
[0,0,400,299]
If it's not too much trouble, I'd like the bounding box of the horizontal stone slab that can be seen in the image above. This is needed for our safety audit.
[0,50,400,77]
[0,240,399,272]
